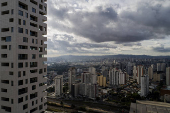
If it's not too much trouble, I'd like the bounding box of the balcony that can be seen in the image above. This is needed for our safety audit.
[19,2,28,10]
[18,87,28,95]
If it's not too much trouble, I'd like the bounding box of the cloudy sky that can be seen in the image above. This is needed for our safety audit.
[46,0,170,57]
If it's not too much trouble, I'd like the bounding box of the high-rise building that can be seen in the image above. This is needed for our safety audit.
[68,67,76,93]
[119,71,126,85]
[0,0,47,113]
[55,75,63,96]
[133,66,137,80]
[137,66,144,84]
[109,68,119,86]
[89,67,96,75]
[148,66,153,79]
[141,75,149,97]
[166,67,170,86]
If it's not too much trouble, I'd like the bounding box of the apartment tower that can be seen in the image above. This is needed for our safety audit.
[0,0,47,113]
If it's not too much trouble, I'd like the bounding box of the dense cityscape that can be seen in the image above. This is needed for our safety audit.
[46,55,170,112]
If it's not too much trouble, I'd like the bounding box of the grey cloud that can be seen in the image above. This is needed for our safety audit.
[152,45,170,52]
[47,0,170,43]
[123,42,142,46]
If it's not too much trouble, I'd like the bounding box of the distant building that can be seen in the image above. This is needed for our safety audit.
[71,83,79,97]
[81,72,97,84]
[166,67,170,86]
[141,75,149,97]
[148,66,153,79]
[68,67,76,93]
[133,66,137,80]
[109,68,119,86]
[153,72,164,82]
[119,71,126,85]
[55,75,63,96]
[130,101,170,113]
[160,86,170,102]
[157,63,166,72]
[136,66,144,84]
[89,67,96,75]
[97,75,106,87]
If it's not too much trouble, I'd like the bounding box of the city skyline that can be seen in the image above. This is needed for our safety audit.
[47,0,170,57]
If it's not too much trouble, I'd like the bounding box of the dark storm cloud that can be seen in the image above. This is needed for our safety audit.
[47,0,170,43]
[152,45,170,53]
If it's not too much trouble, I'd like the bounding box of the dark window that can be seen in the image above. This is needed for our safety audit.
[23,104,28,110]
[25,29,28,34]
[18,80,23,86]
[1,106,11,112]
[30,77,37,83]
[18,27,23,33]
[19,2,28,10]
[11,27,13,32]
[1,10,9,15]
[9,18,14,22]
[1,80,9,84]
[23,20,26,25]
[18,63,23,68]
[30,0,37,5]
[18,10,23,16]
[1,2,7,6]
[1,88,7,92]
[23,37,28,42]
[18,97,23,103]
[18,87,28,95]
[32,8,36,13]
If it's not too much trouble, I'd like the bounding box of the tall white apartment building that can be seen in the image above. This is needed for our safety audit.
[55,75,63,96]
[148,66,153,79]
[109,68,119,86]
[68,67,76,93]
[89,67,96,75]
[136,66,144,84]
[0,0,47,113]
[141,75,149,97]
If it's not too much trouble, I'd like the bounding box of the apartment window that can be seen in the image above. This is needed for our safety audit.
[9,45,11,50]
[25,95,28,101]
[32,54,36,59]
[23,104,28,110]
[44,68,46,72]
[1,80,9,84]
[39,26,43,31]
[30,92,37,99]
[11,9,14,14]
[1,2,7,6]
[1,45,7,49]
[18,97,23,103]
[11,63,13,68]
[30,62,37,68]
[23,20,26,25]
[30,69,37,73]
[1,36,11,42]
[18,27,23,33]
[23,71,26,76]
[18,87,28,95]
[30,46,37,50]
[18,63,23,68]
[44,27,46,31]
[18,45,28,49]
[1,97,9,102]
[39,4,43,10]
[18,19,21,25]
[11,99,13,104]
[30,0,37,5]
[1,88,7,92]
[36,39,38,44]
[25,29,28,34]
[32,39,34,43]
[18,54,28,60]
[1,28,9,32]
[18,80,23,86]
[30,77,37,83]
[32,101,34,106]
[25,62,28,67]
[9,72,13,75]
[44,6,46,11]
[39,105,43,110]
[30,15,37,22]
[30,22,37,27]
[32,85,36,90]
[41,40,43,45]
[1,54,7,58]
[25,79,28,84]
[19,2,28,10]
[11,27,14,32]
[32,8,36,13]
[23,37,28,42]
[9,18,14,22]
[11,81,13,86]
[1,106,11,112]
[18,71,21,77]
[1,63,9,67]
[25,12,28,18]
[1,10,9,15]
[18,10,23,16]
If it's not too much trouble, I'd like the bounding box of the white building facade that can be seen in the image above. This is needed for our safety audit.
[0,0,47,113]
